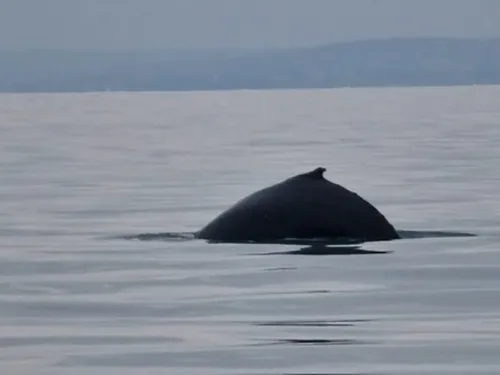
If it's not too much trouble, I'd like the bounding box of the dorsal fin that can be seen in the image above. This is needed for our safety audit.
[303,167,326,180]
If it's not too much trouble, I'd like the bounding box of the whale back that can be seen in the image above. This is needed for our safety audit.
[197,168,399,242]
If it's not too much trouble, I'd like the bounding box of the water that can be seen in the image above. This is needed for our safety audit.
[1,85,500,375]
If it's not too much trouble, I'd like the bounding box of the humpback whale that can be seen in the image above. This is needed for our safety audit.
[196,167,399,243]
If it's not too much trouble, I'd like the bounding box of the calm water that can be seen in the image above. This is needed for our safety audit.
[1,86,500,375]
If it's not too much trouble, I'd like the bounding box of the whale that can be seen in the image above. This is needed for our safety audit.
[196,167,400,243]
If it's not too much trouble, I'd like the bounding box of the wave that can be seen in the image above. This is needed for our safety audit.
[115,229,476,244]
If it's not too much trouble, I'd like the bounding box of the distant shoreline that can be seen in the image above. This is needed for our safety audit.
[1,37,499,94]
[2,83,499,96]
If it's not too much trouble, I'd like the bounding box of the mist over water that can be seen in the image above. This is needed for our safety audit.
[1,86,500,374]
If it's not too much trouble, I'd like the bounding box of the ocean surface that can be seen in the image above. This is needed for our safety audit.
[1,85,500,375]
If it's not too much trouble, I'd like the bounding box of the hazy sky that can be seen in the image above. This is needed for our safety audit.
[1,0,499,49]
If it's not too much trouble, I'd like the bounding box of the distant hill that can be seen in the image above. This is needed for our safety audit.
[1,37,499,93]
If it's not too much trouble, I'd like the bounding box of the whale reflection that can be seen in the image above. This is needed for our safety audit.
[264,244,391,256]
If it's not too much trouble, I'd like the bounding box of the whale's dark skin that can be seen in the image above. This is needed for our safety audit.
[196,167,400,243]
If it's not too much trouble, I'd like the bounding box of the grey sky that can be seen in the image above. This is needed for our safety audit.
[1,0,499,49]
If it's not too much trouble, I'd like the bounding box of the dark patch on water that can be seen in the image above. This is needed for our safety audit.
[255,319,371,327]
[116,232,196,241]
[253,338,367,347]
[397,229,477,239]
[264,267,298,271]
